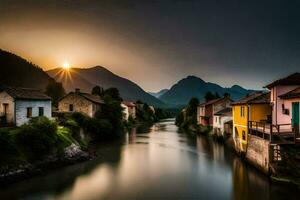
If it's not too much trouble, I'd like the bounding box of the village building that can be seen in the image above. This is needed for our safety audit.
[121,101,136,120]
[0,86,52,126]
[197,96,232,126]
[58,89,104,118]
[266,73,300,136]
[213,107,233,137]
[232,92,271,152]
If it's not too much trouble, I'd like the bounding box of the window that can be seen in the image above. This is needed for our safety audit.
[27,107,32,118]
[69,104,74,111]
[240,106,245,117]
[282,104,289,115]
[215,117,218,123]
[38,107,44,116]
[242,130,246,140]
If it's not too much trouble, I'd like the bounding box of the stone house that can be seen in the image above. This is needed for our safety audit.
[58,89,104,118]
[121,101,136,120]
[0,86,52,126]
[197,96,232,126]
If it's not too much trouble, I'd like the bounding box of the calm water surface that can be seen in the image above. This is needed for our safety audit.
[1,119,300,200]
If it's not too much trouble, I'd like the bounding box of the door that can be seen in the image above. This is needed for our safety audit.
[292,102,299,132]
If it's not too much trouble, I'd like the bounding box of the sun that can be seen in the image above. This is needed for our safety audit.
[62,62,70,70]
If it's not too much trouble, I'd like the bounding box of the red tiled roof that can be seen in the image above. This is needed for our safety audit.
[214,107,232,116]
[61,92,104,104]
[265,73,300,89]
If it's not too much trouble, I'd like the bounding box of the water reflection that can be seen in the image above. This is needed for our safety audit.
[0,119,300,200]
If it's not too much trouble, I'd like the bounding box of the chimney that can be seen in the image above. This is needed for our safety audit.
[75,88,80,94]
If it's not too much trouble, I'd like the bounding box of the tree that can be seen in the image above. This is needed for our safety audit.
[45,78,66,107]
[103,88,122,102]
[91,85,104,97]
[205,91,217,102]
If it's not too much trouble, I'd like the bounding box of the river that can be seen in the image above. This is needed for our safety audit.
[0,119,299,200]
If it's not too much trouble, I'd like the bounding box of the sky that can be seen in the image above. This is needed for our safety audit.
[1,0,300,92]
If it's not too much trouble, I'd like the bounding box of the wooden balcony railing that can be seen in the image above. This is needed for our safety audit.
[248,121,298,144]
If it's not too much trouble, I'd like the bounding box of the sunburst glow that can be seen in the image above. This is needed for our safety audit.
[62,62,70,70]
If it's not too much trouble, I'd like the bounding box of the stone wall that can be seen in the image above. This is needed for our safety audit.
[58,94,93,117]
[245,135,270,174]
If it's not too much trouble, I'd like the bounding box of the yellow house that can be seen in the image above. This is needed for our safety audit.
[232,92,271,152]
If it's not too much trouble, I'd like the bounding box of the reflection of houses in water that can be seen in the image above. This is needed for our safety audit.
[232,158,270,200]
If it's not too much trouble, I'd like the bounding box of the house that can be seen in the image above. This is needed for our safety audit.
[197,96,232,126]
[121,101,136,120]
[266,73,300,133]
[0,86,52,126]
[245,73,300,144]
[232,92,271,152]
[213,107,232,137]
[58,89,104,118]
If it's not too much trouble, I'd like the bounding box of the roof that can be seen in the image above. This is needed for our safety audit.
[279,87,300,99]
[199,97,232,107]
[265,73,300,89]
[231,92,270,105]
[62,92,104,104]
[214,107,232,116]
[122,101,136,107]
[0,86,51,100]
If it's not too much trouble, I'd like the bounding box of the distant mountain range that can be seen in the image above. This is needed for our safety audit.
[159,76,256,107]
[149,89,169,98]
[47,67,166,107]
[0,49,256,108]
[0,49,51,89]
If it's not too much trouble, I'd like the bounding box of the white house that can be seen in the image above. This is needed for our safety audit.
[213,107,232,137]
[0,86,52,126]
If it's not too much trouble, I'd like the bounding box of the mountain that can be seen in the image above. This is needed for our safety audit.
[149,89,169,98]
[0,49,51,89]
[159,75,256,106]
[47,66,166,107]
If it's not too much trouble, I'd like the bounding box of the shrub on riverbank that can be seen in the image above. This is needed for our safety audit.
[175,97,200,132]
[15,117,59,160]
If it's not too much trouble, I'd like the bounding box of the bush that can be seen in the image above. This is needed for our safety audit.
[15,117,58,160]
[65,119,80,141]
[85,118,113,140]
[0,128,17,156]
[71,112,89,127]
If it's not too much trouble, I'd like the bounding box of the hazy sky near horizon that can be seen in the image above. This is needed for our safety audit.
[1,0,300,92]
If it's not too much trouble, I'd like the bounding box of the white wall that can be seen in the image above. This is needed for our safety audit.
[15,100,52,126]
[121,103,129,120]
[213,115,232,135]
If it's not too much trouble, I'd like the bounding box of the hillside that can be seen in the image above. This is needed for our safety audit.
[47,66,166,107]
[149,89,169,98]
[0,49,51,89]
[159,76,255,106]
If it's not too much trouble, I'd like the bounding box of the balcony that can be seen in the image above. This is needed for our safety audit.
[248,121,300,144]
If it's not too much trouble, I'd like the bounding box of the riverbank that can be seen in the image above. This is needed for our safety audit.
[0,143,92,186]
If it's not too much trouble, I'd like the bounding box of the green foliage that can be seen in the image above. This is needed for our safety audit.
[136,102,155,123]
[85,118,113,140]
[0,128,17,156]
[15,117,58,160]
[154,108,172,120]
[175,97,199,130]
[175,111,184,126]
[71,112,89,127]
[65,119,80,141]
[103,87,123,102]
[91,85,104,97]
[205,91,218,102]
[45,78,66,107]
